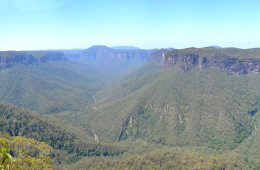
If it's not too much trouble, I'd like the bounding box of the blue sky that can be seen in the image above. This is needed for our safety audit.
[0,0,260,50]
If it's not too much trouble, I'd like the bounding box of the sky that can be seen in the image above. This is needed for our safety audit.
[0,0,260,50]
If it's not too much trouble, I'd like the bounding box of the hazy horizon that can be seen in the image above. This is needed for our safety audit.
[1,45,260,51]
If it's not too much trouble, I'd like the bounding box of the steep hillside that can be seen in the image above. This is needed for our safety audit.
[63,45,157,71]
[0,51,114,114]
[235,109,260,169]
[0,103,123,166]
[87,68,259,149]
[71,47,260,170]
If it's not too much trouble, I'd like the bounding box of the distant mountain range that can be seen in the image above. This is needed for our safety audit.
[62,45,157,72]
[111,46,140,50]
[211,45,222,49]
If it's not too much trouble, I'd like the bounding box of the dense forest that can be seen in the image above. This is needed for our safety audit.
[0,48,260,169]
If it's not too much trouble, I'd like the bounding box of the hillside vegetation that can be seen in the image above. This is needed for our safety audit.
[71,47,260,168]
[0,51,116,114]
[0,135,53,169]
[87,68,258,148]
[63,148,246,170]
[0,103,123,168]
[1,48,260,169]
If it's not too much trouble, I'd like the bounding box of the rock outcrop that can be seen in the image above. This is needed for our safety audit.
[0,51,67,70]
[160,47,260,75]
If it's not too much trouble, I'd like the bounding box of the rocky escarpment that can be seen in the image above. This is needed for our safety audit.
[0,51,67,70]
[82,45,152,59]
[63,45,158,71]
[160,47,260,75]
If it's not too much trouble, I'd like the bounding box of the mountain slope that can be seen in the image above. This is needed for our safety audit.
[87,68,258,150]
[0,103,123,166]
[0,51,114,114]
[235,109,260,169]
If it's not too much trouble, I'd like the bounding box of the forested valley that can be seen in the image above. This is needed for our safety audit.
[0,47,260,169]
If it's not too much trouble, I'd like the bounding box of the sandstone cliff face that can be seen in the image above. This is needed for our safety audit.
[0,51,67,70]
[160,48,260,75]
[208,58,260,75]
